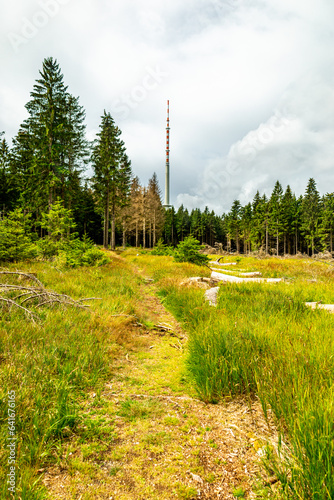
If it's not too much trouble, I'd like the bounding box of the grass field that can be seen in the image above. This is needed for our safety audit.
[1,251,334,499]
[150,253,334,499]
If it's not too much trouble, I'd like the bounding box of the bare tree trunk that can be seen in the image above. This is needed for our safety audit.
[111,204,116,250]
[153,211,156,247]
[276,231,279,256]
[135,221,139,248]
[104,188,110,249]
[265,221,269,255]
[143,218,146,249]
[283,234,286,255]
[149,221,152,249]
[122,228,126,249]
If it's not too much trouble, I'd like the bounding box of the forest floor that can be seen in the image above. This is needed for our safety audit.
[40,256,279,500]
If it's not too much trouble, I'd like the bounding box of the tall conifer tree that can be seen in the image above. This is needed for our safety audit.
[12,57,88,215]
[92,111,132,249]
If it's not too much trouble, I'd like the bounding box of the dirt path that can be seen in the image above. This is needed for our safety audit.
[42,270,278,500]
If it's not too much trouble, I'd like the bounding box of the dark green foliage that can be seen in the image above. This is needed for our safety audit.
[35,201,108,267]
[11,58,88,215]
[174,236,210,266]
[301,178,321,255]
[91,111,132,250]
[151,238,174,256]
[0,209,37,262]
[56,236,110,268]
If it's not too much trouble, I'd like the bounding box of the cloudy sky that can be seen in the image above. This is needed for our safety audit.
[1,0,334,214]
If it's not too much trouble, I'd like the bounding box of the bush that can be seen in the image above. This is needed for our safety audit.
[54,236,109,268]
[0,210,37,262]
[151,238,174,256]
[174,236,210,266]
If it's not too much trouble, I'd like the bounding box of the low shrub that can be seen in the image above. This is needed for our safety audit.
[151,238,174,256]
[174,236,210,266]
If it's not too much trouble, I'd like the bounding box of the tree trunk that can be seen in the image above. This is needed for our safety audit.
[143,218,146,249]
[104,187,110,249]
[295,228,298,255]
[135,221,139,248]
[265,222,269,255]
[283,234,286,255]
[122,229,126,249]
[276,223,279,256]
[111,204,116,250]
[153,211,156,247]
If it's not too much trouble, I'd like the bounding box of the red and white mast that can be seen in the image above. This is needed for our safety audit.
[164,99,171,207]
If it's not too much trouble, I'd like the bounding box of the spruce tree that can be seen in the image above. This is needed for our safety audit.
[301,178,321,255]
[240,203,252,254]
[281,185,296,254]
[0,134,10,214]
[12,57,88,215]
[320,193,334,253]
[268,180,284,255]
[175,205,190,242]
[147,173,164,247]
[92,111,132,249]
[251,191,268,251]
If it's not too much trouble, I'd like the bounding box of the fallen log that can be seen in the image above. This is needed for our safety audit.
[305,302,334,313]
[211,271,282,283]
[210,262,237,267]
[211,268,262,277]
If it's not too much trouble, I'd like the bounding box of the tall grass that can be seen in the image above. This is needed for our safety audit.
[155,258,334,499]
[0,257,147,499]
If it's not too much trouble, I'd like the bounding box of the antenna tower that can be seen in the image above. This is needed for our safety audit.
[164,100,171,207]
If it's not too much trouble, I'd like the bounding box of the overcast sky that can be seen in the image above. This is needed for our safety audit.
[1,0,334,214]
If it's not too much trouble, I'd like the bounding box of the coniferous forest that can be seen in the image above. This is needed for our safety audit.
[1,57,333,259]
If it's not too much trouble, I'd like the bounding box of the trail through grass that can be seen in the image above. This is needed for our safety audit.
[2,251,333,499]
[1,251,276,500]
[151,254,334,499]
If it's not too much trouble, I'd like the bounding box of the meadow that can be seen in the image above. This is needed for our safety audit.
[146,254,334,499]
[0,251,334,499]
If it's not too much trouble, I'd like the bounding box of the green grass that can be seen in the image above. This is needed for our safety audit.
[150,255,334,500]
[2,251,334,499]
[0,256,151,499]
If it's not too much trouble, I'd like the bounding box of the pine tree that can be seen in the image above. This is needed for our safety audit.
[190,209,203,242]
[146,173,164,247]
[251,191,268,251]
[92,111,132,249]
[240,203,252,254]
[164,207,177,245]
[320,193,334,253]
[0,134,11,214]
[281,185,296,254]
[301,178,321,255]
[175,205,190,242]
[268,180,284,255]
[12,57,88,215]
[128,177,142,247]
[228,200,242,252]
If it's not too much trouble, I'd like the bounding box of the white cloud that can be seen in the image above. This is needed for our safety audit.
[1,0,334,211]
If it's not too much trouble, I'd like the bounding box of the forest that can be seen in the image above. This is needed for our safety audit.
[0,57,333,258]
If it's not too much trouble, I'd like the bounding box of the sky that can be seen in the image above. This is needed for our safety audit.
[1,0,334,214]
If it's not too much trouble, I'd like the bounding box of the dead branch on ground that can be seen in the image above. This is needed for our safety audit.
[0,271,101,322]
